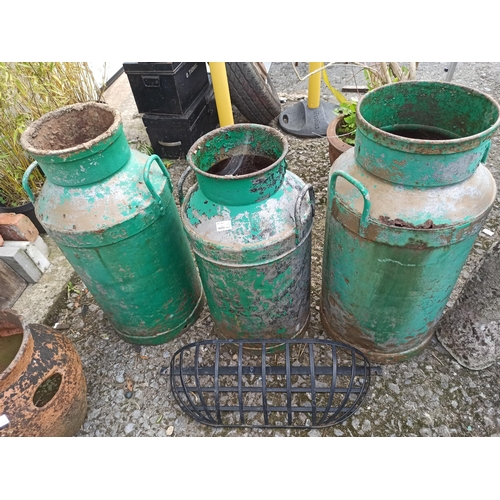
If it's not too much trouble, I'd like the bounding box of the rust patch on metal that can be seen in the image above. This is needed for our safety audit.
[379,215,446,230]
[320,295,435,364]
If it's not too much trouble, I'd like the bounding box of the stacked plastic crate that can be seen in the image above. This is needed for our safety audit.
[123,62,219,159]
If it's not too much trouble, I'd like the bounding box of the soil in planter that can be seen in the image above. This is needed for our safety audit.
[207,154,274,176]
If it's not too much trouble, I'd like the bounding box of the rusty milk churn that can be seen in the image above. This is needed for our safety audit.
[179,124,315,350]
[321,81,500,363]
[21,102,204,345]
[0,310,87,436]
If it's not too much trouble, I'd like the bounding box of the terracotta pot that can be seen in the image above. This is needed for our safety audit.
[326,115,353,164]
[0,310,87,436]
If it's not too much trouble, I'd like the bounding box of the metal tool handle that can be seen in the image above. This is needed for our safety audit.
[22,161,40,203]
[158,140,182,147]
[330,171,371,238]
[143,154,173,213]
[294,184,315,244]
[178,166,194,205]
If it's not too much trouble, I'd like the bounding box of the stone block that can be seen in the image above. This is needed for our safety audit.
[0,246,42,283]
[2,239,50,273]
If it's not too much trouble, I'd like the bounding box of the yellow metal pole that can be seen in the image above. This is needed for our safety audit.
[209,62,234,126]
[307,62,323,109]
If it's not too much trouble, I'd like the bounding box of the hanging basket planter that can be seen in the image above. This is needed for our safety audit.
[169,338,376,429]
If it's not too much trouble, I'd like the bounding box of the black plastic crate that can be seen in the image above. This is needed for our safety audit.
[142,85,219,159]
[123,62,209,114]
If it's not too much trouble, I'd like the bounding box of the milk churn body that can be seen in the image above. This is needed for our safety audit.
[180,124,314,350]
[321,81,500,363]
[21,103,204,345]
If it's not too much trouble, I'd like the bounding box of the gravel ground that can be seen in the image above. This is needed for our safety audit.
[44,62,500,438]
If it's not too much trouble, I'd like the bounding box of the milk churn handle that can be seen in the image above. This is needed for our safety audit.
[481,141,491,164]
[294,184,315,245]
[178,166,194,205]
[330,171,371,238]
[22,161,40,203]
[143,155,173,213]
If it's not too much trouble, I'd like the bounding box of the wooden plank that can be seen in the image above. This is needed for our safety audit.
[0,259,27,309]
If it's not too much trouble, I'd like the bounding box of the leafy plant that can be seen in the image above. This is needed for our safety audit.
[0,62,104,207]
[67,280,81,297]
[334,99,358,146]
[323,62,419,146]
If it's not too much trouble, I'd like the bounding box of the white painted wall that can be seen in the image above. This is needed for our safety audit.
[88,62,123,86]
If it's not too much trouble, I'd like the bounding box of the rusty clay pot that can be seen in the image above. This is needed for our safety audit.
[0,310,87,437]
[327,115,353,164]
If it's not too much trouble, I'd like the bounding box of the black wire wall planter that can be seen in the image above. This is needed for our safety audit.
[169,338,379,429]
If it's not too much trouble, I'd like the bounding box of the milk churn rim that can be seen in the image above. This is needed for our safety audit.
[357,80,500,151]
[20,102,121,158]
[186,123,289,180]
[0,310,30,382]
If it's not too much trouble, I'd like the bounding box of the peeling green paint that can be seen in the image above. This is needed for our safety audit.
[321,81,500,363]
[181,124,314,347]
[22,104,204,345]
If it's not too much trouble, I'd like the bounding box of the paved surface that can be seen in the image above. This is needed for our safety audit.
[9,62,500,438]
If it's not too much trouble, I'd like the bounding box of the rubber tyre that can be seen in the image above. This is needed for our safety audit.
[226,63,281,125]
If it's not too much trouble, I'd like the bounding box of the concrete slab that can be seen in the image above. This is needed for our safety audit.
[12,234,76,325]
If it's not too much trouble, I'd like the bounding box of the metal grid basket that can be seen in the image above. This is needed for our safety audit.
[169,338,375,429]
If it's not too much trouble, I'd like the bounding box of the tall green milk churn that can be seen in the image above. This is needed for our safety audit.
[321,81,500,363]
[179,124,315,350]
[21,102,204,345]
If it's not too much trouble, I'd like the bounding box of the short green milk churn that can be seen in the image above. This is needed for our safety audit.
[21,102,204,345]
[179,124,315,350]
[321,81,500,363]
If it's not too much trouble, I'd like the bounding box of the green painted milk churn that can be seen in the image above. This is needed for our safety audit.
[21,102,204,345]
[179,124,315,349]
[321,81,500,363]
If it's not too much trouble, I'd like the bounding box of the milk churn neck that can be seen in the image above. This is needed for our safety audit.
[20,102,130,187]
[186,124,289,206]
[355,81,500,187]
